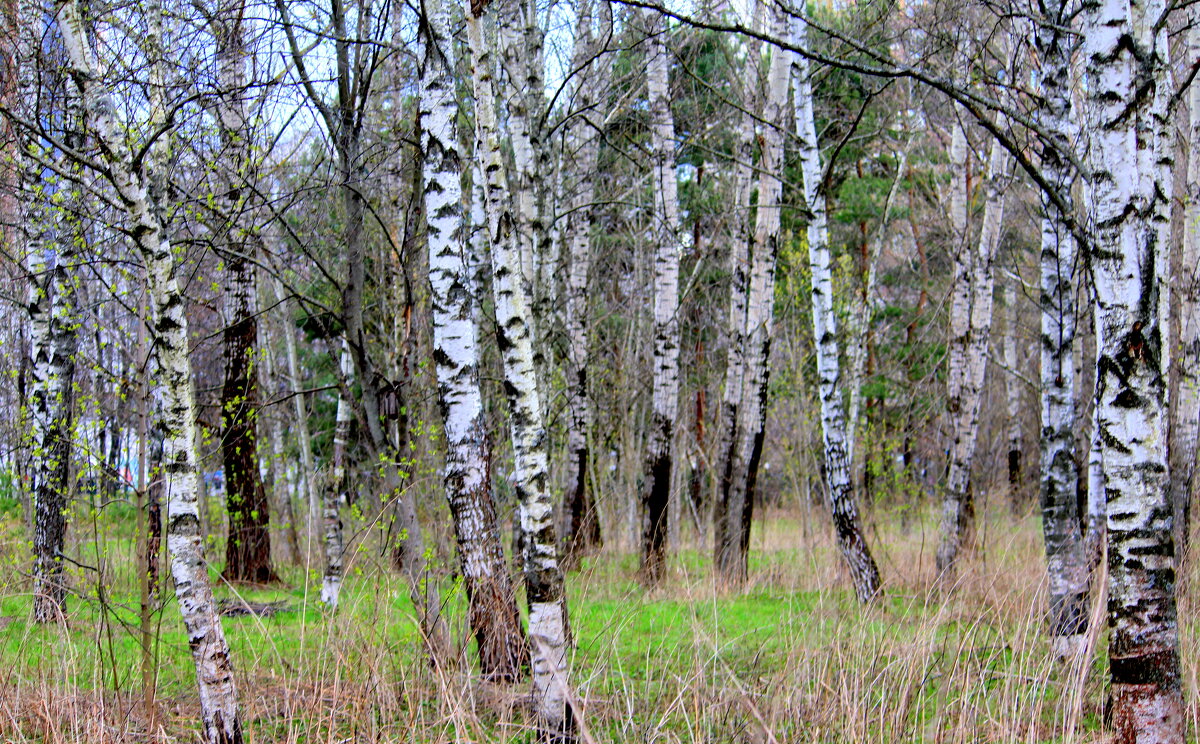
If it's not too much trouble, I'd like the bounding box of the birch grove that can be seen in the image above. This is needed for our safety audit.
[2,0,1199,741]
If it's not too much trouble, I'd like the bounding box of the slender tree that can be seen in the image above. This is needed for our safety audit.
[713,0,763,584]
[322,342,351,608]
[560,0,608,568]
[639,8,682,585]
[792,6,882,602]
[936,120,1009,576]
[57,2,244,739]
[469,4,574,736]
[419,0,528,679]
[1002,276,1022,501]
[1033,0,1089,657]
[1171,5,1200,559]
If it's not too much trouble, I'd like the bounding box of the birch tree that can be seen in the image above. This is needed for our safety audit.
[792,8,881,602]
[1003,277,1022,501]
[560,0,608,568]
[469,4,574,736]
[419,0,527,679]
[935,120,1009,577]
[714,0,761,583]
[272,274,319,542]
[322,342,351,608]
[1034,0,1089,657]
[275,0,449,656]
[210,0,275,584]
[19,0,80,623]
[639,8,682,585]
[57,2,243,739]
[1081,0,1183,734]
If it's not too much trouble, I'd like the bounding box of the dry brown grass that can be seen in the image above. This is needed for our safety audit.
[0,499,1196,743]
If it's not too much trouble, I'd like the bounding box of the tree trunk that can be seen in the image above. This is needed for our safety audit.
[57,4,244,740]
[322,342,351,609]
[1004,278,1022,504]
[419,0,528,681]
[19,3,76,623]
[273,274,319,548]
[497,0,548,369]
[1170,8,1200,560]
[469,8,574,738]
[560,0,607,570]
[713,0,761,585]
[792,8,881,602]
[639,8,682,586]
[261,341,300,565]
[1035,0,1090,658]
[936,120,1008,577]
[215,0,274,585]
[1082,0,1184,736]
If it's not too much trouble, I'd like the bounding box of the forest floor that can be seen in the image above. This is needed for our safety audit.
[0,500,1195,743]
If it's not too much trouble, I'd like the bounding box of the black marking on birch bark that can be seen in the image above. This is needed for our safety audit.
[1110,651,1181,686]
[169,513,202,537]
[1049,590,1090,635]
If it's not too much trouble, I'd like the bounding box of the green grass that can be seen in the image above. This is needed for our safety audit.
[0,502,1182,742]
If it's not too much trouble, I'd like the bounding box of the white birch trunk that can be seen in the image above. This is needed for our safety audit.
[497,0,547,344]
[561,0,607,565]
[261,335,299,565]
[1082,0,1184,736]
[273,275,319,551]
[1004,277,1022,500]
[18,0,72,624]
[713,0,761,583]
[469,8,573,738]
[936,121,1009,576]
[57,3,243,740]
[793,9,881,602]
[420,0,527,680]
[639,8,682,584]
[1035,0,1090,658]
[322,341,351,608]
